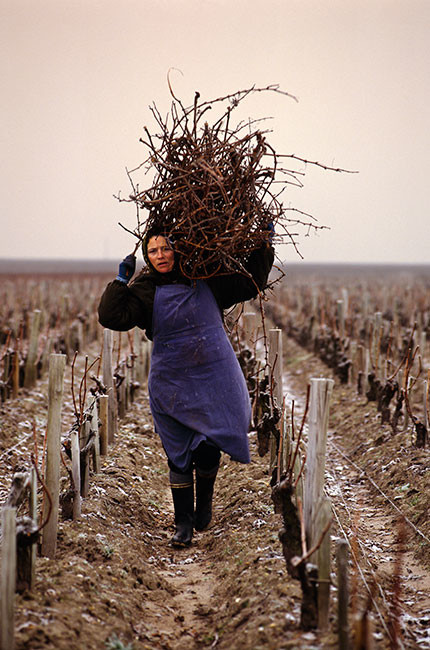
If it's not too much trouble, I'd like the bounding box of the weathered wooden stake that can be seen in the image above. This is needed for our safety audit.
[242,311,257,350]
[70,430,81,519]
[144,339,152,380]
[40,335,54,378]
[341,287,349,314]
[102,329,117,443]
[99,395,109,456]
[12,350,20,399]
[336,300,345,339]
[23,309,41,388]
[91,400,101,473]
[133,329,144,384]
[404,376,413,429]
[268,328,283,471]
[373,312,382,379]
[337,539,350,650]
[118,360,127,419]
[349,341,357,386]
[420,331,427,362]
[356,345,365,395]
[1,506,16,650]
[80,417,91,498]
[41,353,66,558]
[29,467,37,590]
[304,378,334,546]
[316,498,332,629]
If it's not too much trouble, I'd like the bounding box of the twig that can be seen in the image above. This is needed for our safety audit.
[291,511,333,567]
[31,453,53,533]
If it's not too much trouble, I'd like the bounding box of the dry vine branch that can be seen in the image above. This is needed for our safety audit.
[115,85,352,279]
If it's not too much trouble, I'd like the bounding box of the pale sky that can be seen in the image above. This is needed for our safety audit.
[2,0,430,264]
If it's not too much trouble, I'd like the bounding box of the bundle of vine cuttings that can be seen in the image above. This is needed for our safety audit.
[118,85,335,280]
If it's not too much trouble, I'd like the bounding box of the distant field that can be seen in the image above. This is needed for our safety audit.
[0,258,430,280]
[0,258,120,275]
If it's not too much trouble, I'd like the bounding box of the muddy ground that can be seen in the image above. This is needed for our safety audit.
[1,331,429,649]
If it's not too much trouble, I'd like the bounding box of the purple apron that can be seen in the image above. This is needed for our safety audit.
[148,281,251,471]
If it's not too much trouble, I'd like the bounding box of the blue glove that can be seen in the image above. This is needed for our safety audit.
[267,221,275,244]
[116,254,136,284]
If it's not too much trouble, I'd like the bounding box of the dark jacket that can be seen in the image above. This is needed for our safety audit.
[98,244,274,339]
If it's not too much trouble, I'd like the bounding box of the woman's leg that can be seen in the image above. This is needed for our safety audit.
[168,459,194,547]
[192,442,221,531]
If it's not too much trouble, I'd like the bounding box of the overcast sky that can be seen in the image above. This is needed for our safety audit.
[2,0,429,264]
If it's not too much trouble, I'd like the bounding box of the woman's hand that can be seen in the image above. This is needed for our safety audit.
[116,254,136,284]
[267,221,275,244]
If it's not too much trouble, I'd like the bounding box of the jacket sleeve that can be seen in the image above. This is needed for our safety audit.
[207,243,275,310]
[97,277,155,333]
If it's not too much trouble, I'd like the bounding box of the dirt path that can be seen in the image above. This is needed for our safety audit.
[2,358,307,650]
[2,334,430,649]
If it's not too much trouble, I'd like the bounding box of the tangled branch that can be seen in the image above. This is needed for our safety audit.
[115,85,353,278]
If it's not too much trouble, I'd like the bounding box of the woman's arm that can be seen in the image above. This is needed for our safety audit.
[97,276,155,333]
[207,243,275,310]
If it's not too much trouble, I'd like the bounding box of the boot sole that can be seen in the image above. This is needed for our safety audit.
[170,538,192,548]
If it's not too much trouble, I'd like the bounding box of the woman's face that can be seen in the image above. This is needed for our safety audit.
[147,235,175,273]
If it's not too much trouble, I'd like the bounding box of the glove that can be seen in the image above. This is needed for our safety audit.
[267,221,275,244]
[116,254,136,284]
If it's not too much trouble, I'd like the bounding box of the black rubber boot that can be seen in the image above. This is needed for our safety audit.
[194,464,219,531]
[169,470,194,547]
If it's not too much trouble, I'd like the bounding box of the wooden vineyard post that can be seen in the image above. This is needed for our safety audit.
[141,338,152,382]
[16,469,38,593]
[99,395,108,456]
[80,415,91,498]
[41,353,66,558]
[349,341,357,387]
[126,359,132,408]
[91,400,101,473]
[146,340,153,380]
[128,350,136,404]
[420,331,427,363]
[118,360,127,419]
[337,539,350,650]
[12,349,20,399]
[102,329,117,444]
[134,329,146,385]
[373,311,383,379]
[1,352,11,402]
[356,345,365,395]
[304,378,333,542]
[336,300,345,339]
[404,376,413,430]
[341,287,349,315]
[70,430,81,519]
[1,506,16,650]
[364,348,370,393]
[242,311,257,350]
[268,328,284,472]
[316,498,332,629]
[40,336,54,378]
[29,467,37,590]
[23,309,41,388]
[303,377,334,628]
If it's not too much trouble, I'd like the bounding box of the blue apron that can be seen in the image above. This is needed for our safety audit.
[148,280,251,471]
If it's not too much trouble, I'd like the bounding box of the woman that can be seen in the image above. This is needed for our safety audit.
[98,229,274,547]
